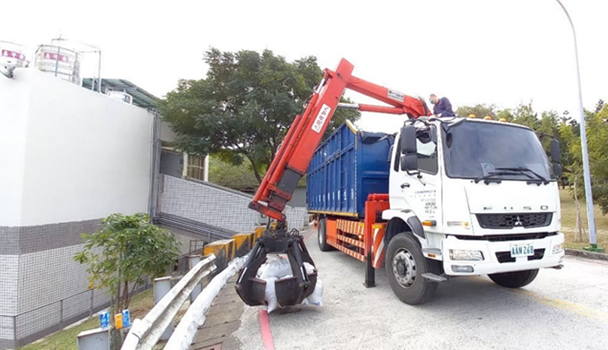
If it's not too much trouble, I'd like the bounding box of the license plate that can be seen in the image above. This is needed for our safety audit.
[510,244,534,258]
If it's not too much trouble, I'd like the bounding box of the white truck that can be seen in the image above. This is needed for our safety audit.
[236,58,565,307]
[372,116,565,304]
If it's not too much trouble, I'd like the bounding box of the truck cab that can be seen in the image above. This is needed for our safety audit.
[381,116,565,303]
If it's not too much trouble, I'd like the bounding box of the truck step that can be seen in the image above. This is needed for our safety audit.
[422,273,448,282]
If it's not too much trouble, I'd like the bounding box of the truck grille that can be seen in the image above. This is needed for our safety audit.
[477,213,552,229]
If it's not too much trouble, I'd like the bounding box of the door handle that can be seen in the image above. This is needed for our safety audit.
[401,182,410,189]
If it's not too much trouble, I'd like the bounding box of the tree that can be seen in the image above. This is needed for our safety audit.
[208,155,259,193]
[159,48,360,183]
[536,110,560,152]
[455,104,497,118]
[562,104,608,214]
[496,108,515,122]
[511,101,540,130]
[73,213,180,316]
[595,99,605,114]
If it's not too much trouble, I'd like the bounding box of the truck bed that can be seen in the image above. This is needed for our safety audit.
[306,122,394,218]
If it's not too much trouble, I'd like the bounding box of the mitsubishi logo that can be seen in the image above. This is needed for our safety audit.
[514,216,524,227]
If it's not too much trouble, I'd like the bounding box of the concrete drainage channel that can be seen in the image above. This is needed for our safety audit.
[565,248,608,261]
[76,227,265,350]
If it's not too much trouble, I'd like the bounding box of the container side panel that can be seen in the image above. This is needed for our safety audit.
[307,122,391,217]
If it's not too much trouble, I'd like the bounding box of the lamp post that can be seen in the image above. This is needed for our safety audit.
[51,37,102,93]
[555,0,604,252]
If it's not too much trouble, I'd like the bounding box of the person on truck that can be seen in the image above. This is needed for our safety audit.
[429,94,455,117]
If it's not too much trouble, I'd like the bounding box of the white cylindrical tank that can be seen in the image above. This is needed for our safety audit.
[106,90,133,105]
[33,44,81,85]
[0,41,26,67]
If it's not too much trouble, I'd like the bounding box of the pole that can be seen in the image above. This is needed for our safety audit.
[97,50,102,93]
[204,154,209,182]
[555,0,604,252]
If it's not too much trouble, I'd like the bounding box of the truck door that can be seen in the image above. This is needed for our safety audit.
[390,126,442,233]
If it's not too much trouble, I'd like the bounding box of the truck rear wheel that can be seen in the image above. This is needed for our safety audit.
[317,218,334,252]
[488,269,539,288]
[385,233,439,305]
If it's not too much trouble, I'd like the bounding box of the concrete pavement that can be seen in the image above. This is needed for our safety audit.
[230,226,608,350]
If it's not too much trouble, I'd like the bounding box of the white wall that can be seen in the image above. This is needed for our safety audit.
[160,120,177,143]
[0,69,154,226]
[0,73,29,226]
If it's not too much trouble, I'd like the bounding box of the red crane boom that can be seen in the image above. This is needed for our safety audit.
[248,58,431,222]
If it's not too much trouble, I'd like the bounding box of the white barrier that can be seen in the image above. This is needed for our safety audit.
[121,254,217,350]
[165,256,248,350]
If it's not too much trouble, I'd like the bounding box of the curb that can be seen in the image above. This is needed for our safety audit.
[565,248,608,262]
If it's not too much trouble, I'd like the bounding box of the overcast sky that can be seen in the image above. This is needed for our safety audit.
[3,0,607,132]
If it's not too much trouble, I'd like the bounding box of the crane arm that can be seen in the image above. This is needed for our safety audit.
[248,58,431,222]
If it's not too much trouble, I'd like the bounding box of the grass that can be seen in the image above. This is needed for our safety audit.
[20,289,155,350]
[559,188,608,250]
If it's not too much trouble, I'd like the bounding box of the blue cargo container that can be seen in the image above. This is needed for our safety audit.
[306,122,394,218]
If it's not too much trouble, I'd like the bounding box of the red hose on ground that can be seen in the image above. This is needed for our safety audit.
[257,227,314,350]
[259,310,276,350]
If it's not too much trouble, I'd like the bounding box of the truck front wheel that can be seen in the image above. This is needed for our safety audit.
[488,269,539,288]
[385,233,439,305]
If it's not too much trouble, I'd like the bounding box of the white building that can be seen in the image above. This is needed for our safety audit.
[0,45,308,348]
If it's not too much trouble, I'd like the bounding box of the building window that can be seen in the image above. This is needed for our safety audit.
[187,154,206,180]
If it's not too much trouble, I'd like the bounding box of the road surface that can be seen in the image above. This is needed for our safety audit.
[232,226,608,350]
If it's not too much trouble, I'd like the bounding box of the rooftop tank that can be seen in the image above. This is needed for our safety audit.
[0,41,26,68]
[33,44,81,85]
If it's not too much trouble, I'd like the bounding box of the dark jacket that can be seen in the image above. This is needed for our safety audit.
[433,97,455,117]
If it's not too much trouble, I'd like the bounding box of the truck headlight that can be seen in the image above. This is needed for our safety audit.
[449,249,484,261]
[552,243,563,255]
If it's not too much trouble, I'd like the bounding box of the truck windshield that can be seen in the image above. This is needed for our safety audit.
[442,121,555,181]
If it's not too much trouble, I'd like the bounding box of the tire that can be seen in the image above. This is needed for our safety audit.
[317,218,333,252]
[385,233,440,305]
[488,269,539,288]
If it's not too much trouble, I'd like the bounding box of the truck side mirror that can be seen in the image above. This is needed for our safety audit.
[553,163,563,178]
[550,139,561,163]
[400,125,417,154]
[401,154,418,172]
[400,125,418,172]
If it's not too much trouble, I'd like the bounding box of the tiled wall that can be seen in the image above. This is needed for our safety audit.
[0,221,104,346]
[0,220,100,255]
[17,244,90,313]
[0,255,18,316]
[159,175,309,233]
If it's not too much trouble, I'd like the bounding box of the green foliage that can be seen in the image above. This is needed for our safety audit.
[73,213,180,315]
[208,155,259,193]
[564,103,608,214]
[208,155,308,193]
[512,101,540,130]
[159,47,360,183]
[455,103,497,118]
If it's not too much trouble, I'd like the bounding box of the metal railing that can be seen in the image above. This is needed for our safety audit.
[121,254,217,350]
[0,284,149,348]
[164,255,247,350]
